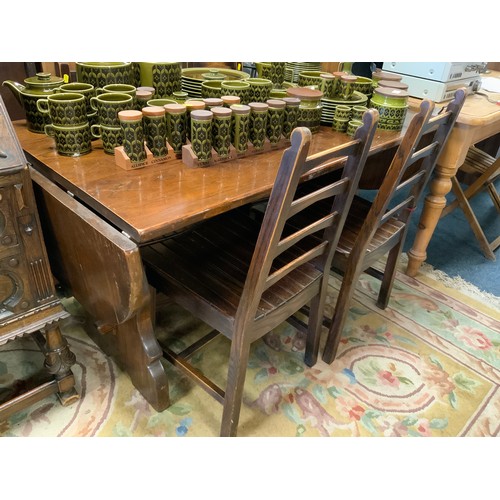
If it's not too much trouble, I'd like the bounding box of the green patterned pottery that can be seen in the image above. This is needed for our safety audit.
[248,102,268,150]
[230,104,251,153]
[118,110,147,163]
[211,106,232,158]
[142,106,168,157]
[247,78,273,103]
[265,99,286,144]
[138,62,182,98]
[44,122,92,156]
[90,92,134,127]
[37,92,88,127]
[76,62,133,88]
[90,124,124,154]
[190,109,213,162]
[164,103,187,155]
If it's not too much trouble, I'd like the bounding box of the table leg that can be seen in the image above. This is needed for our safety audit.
[33,321,79,406]
[406,163,454,276]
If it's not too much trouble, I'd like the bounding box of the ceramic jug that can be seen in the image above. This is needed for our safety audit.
[3,72,65,133]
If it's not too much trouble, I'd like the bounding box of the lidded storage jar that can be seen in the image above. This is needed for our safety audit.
[369,86,409,131]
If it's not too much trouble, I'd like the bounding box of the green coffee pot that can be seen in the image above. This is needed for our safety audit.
[2,72,65,133]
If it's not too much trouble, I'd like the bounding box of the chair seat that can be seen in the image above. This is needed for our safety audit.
[336,196,406,259]
[143,210,323,336]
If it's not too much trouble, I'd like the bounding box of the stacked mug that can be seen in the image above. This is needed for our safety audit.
[90,92,134,154]
[37,92,93,156]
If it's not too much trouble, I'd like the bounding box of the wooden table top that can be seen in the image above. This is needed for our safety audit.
[15,112,417,244]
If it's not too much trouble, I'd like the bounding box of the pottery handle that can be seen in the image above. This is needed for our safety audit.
[37,98,50,114]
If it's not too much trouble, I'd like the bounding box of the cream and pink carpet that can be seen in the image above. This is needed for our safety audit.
[1,257,499,437]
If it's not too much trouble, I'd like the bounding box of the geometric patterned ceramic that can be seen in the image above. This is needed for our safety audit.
[332,117,349,133]
[230,104,251,153]
[44,122,92,156]
[297,70,323,88]
[90,124,124,154]
[368,101,409,131]
[19,93,53,133]
[165,105,187,155]
[76,62,133,88]
[143,108,168,157]
[118,110,147,163]
[190,110,213,162]
[351,76,374,97]
[182,67,249,99]
[211,107,232,158]
[37,93,88,127]
[285,62,322,83]
[90,93,134,127]
[150,63,182,98]
[201,81,223,99]
[297,105,323,133]
[266,101,285,144]
[347,119,363,137]
[282,98,300,140]
[221,80,251,105]
[320,91,369,125]
[247,78,273,103]
[248,103,268,150]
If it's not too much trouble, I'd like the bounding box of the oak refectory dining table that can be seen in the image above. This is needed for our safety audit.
[13,110,418,411]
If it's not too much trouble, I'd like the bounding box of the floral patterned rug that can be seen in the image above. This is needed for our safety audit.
[1,259,499,437]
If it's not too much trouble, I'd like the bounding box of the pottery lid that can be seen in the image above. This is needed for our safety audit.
[142,106,166,116]
[377,80,409,90]
[164,103,187,114]
[248,102,269,111]
[332,71,348,78]
[137,90,154,99]
[373,86,409,98]
[285,87,323,100]
[203,98,224,106]
[266,99,286,108]
[24,72,64,88]
[211,106,232,117]
[185,100,206,110]
[320,73,335,80]
[282,97,301,107]
[118,110,143,121]
[191,109,213,120]
[372,71,402,82]
[137,86,155,93]
[230,104,251,114]
[202,69,227,80]
[340,75,357,83]
[221,95,241,104]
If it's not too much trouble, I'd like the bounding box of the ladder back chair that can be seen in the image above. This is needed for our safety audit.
[292,90,466,364]
[440,145,500,260]
[141,111,378,436]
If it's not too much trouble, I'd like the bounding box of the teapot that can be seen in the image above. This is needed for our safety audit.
[2,72,65,133]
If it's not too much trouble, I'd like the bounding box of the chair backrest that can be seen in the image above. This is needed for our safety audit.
[353,89,467,253]
[235,110,379,328]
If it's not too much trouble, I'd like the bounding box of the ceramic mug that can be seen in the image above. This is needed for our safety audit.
[221,80,250,105]
[97,84,138,109]
[334,104,352,121]
[201,80,223,99]
[55,82,96,114]
[351,105,369,121]
[347,119,363,137]
[247,78,273,103]
[44,122,92,156]
[90,123,124,154]
[90,92,134,127]
[332,117,349,133]
[37,92,89,127]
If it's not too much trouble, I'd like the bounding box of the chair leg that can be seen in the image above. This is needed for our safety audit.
[322,263,363,364]
[450,176,497,260]
[220,333,251,437]
[304,293,324,367]
[376,240,403,310]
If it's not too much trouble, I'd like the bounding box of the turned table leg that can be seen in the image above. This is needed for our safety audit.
[33,322,79,406]
[406,163,454,276]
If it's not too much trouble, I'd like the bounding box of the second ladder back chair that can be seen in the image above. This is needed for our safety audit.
[142,110,379,436]
[440,145,500,260]
[292,89,466,365]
